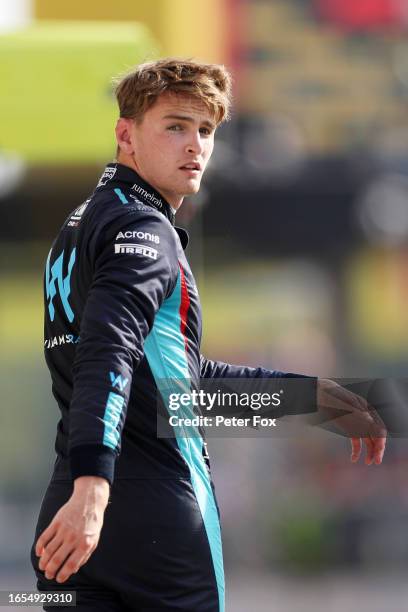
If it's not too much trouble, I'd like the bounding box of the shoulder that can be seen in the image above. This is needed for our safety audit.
[85,189,175,241]
[80,191,179,269]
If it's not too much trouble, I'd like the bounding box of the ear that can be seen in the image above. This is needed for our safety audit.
[115,118,134,155]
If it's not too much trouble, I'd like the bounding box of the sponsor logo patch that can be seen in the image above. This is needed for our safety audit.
[44,334,80,349]
[114,243,158,259]
[131,184,163,209]
[109,371,129,391]
[115,231,160,244]
[45,247,76,323]
[68,198,91,227]
[97,166,116,188]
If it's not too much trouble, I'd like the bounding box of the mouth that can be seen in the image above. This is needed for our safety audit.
[179,162,202,176]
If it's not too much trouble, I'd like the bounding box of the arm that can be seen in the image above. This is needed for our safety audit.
[36,210,179,583]
[200,354,318,416]
[200,354,287,379]
[69,210,178,485]
[200,358,386,464]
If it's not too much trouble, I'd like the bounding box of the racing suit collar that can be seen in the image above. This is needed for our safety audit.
[98,162,176,226]
[174,226,189,250]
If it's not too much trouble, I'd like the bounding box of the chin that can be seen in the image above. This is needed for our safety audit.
[183,180,201,195]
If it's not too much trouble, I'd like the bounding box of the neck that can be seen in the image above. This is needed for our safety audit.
[116,153,183,210]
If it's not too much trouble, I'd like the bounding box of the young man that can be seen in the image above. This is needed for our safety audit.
[31,58,385,612]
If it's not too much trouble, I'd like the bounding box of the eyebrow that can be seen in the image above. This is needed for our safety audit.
[162,114,215,130]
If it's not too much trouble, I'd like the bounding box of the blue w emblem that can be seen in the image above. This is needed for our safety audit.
[45,247,76,322]
[109,371,129,391]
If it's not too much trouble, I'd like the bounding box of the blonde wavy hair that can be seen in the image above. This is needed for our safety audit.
[114,57,233,126]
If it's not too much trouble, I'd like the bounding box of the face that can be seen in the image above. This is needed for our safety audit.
[116,92,217,209]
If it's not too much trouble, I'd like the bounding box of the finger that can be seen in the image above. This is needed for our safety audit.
[38,534,64,572]
[351,437,361,462]
[372,418,388,439]
[354,394,370,413]
[35,522,59,557]
[364,437,375,465]
[372,437,386,465]
[81,550,94,566]
[43,542,74,581]
[55,546,94,584]
[347,390,368,413]
[340,390,384,436]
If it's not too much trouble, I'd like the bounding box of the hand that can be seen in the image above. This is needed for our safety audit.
[317,378,387,466]
[35,476,110,583]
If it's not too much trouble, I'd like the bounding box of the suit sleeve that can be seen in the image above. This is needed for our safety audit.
[68,211,179,485]
[200,355,288,379]
[200,355,318,416]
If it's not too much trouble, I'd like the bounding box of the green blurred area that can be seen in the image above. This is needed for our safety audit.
[0,21,158,162]
[1,275,42,358]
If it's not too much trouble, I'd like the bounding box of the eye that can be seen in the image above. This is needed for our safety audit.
[199,127,212,136]
[167,124,183,131]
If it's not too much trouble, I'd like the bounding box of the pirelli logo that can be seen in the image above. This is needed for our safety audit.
[114,243,158,260]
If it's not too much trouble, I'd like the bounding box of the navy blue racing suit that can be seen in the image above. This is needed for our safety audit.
[31,163,316,611]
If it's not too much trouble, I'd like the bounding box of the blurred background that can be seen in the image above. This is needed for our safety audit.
[2,0,408,610]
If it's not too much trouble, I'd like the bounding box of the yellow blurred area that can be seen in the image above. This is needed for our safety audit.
[239,1,407,153]
[0,256,333,376]
[1,274,43,360]
[34,0,227,63]
[8,235,398,376]
[347,248,408,356]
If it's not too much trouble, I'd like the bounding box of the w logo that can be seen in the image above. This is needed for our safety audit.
[45,247,76,322]
[109,371,129,391]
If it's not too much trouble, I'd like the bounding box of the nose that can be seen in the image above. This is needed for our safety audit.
[185,130,204,156]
